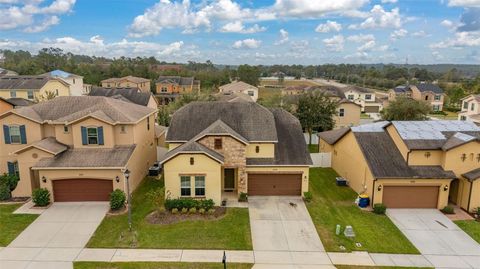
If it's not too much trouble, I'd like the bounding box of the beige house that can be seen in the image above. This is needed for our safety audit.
[319,120,480,212]
[0,76,70,101]
[458,94,480,124]
[343,86,383,113]
[0,96,157,201]
[101,76,151,93]
[389,83,445,111]
[43,70,85,96]
[0,97,14,114]
[335,100,361,128]
[88,87,158,111]
[160,102,312,205]
[219,81,258,102]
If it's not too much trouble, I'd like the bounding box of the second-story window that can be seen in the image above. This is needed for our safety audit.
[147,117,150,131]
[434,95,441,101]
[425,95,429,101]
[347,95,354,100]
[471,103,475,111]
[27,90,34,100]
[255,146,260,153]
[214,138,222,149]
[339,109,345,117]
[87,127,99,145]
[63,125,69,133]
[464,102,469,109]
[248,91,254,96]
[365,94,372,100]
[9,126,21,144]
[10,91,16,98]
[121,125,126,133]
[3,125,26,144]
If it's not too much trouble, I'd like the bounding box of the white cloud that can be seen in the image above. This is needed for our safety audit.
[447,0,480,7]
[349,5,402,30]
[347,34,375,43]
[315,20,342,33]
[274,29,289,45]
[291,40,309,50]
[220,21,266,33]
[430,32,480,48]
[273,0,369,17]
[390,28,408,40]
[323,35,344,52]
[381,0,397,3]
[0,0,75,32]
[232,38,261,49]
[358,40,376,52]
[411,30,429,38]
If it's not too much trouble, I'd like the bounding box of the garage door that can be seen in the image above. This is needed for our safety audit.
[364,106,380,113]
[53,179,113,202]
[382,186,439,208]
[248,173,302,196]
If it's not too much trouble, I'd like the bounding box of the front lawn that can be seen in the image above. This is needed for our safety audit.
[306,168,419,254]
[75,262,252,269]
[308,144,319,153]
[87,177,252,250]
[455,220,480,244]
[0,204,38,246]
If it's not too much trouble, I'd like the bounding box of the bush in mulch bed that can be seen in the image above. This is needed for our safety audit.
[146,207,226,225]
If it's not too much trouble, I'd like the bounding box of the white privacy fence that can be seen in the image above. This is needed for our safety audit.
[304,133,319,145]
[310,153,331,167]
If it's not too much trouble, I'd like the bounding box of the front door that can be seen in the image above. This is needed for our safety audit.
[224,169,235,191]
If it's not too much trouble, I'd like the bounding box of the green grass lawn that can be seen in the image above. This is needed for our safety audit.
[87,177,252,250]
[428,111,458,120]
[308,144,319,153]
[360,113,372,119]
[74,262,252,269]
[455,220,480,244]
[258,87,281,99]
[306,168,419,254]
[0,204,38,246]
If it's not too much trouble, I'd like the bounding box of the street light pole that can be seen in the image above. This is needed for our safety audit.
[123,169,132,231]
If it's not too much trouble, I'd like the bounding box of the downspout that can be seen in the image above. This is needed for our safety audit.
[467,180,474,212]
[406,150,411,165]
[371,178,377,206]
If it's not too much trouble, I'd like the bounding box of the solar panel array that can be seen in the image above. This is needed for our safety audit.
[392,120,480,140]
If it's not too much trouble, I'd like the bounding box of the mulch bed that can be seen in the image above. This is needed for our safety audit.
[0,197,30,204]
[146,207,227,225]
[107,206,128,216]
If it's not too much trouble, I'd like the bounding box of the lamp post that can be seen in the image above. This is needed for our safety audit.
[123,168,132,231]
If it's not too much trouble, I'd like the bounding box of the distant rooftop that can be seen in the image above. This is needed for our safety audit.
[44,69,82,79]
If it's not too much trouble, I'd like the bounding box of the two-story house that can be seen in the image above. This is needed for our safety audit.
[389,83,445,111]
[88,87,158,111]
[218,81,258,102]
[458,94,480,124]
[0,76,70,101]
[0,97,33,114]
[43,69,85,96]
[0,96,157,201]
[343,86,383,113]
[319,120,480,212]
[388,85,412,101]
[155,76,201,105]
[101,76,151,93]
[159,102,312,205]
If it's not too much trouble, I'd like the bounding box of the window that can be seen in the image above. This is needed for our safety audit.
[471,103,475,111]
[432,105,440,111]
[365,94,372,100]
[255,146,260,153]
[464,102,469,109]
[27,90,34,100]
[161,87,167,93]
[195,176,205,196]
[434,95,441,101]
[63,125,69,133]
[190,157,194,165]
[339,108,345,117]
[55,89,59,96]
[73,79,76,84]
[10,91,16,98]
[87,127,98,145]
[7,161,19,176]
[248,91,254,96]
[147,117,150,131]
[9,126,21,144]
[425,95,429,101]
[347,95,354,100]
[214,138,222,149]
[120,125,126,133]
[460,116,467,121]
[180,176,191,196]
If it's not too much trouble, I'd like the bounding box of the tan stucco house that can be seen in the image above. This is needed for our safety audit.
[219,81,258,102]
[319,120,480,212]
[343,86,383,113]
[43,70,85,96]
[389,83,445,111]
[0,97,14,114]
[0,76,70,101]
[159,102,312,205]
[0,96,157,201]
[88,87,158,111]
[101,76,151,93]
[458,94,480,124]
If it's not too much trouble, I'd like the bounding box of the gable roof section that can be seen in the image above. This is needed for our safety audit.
[193,119,249,144]
[0,76,67,90]
[318,127,350,145]
[7,98,35,107]
[3,96,155,124]
[0,97,15,106]
[157,76,194,86]
[166,101,277,142]
[343,85,372,94]
[413,83,443,94]
[463,168,480,181]
[101,76,150,84]
[442,132,478,151]
[14,137,67,155]
[159,141,224,164]
[88,87,152,106]
[219,81,257,93]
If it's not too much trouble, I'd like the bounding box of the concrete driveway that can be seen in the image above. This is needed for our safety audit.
[0,202,108,269]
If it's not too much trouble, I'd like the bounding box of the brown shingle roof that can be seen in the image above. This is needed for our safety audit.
[219,81,257,93]
[156,76,194,86]
[14,137,67,155]
[0,76,66,90]
[159,141,224,164]
[101,76,150,84]
[463,168,480,181]
[89,87,153,107]
[318,127,350,145]
[33,145,135,168]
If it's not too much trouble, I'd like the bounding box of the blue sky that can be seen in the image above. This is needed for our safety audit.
[0,0,479,64]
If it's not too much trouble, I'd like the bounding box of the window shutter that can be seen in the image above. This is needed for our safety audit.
[3,125,10,144]
[7,162,15,175]
[19,125,27,144]
[81,127,88,145]
[98,127,104,145]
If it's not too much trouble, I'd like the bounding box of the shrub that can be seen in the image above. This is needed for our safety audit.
[207,208,215,215]
[441,206,455,214]
[199,199,215,210]
[0,174,19,191]
[171,208,179,214]
[32,188,50,207]
[189,207,197,214]
[199,208,206,214]
[303,192,313,203]
[0,182,11,201]
[109,189,126,210]
[164,198,215,211]
[238,192,248,202]
[373,203,386,215]
[181,208,188,214]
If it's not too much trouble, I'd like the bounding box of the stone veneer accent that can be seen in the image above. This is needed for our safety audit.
[198,136,247,194]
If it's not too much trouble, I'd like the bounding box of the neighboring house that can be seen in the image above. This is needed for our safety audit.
[160,102,312,205]
[0,68,18,76]
[389,83,445,111]
[83,83,93,95]
[0,97,14,114]
[5,98,35,108]
[0,76,70,101]
[219,81,258,102]
[318,120,480,212]
[43,69,84,96]
[343,86,383,113]
[101,76,151,93]
[155,76,201,105]
[155,125,167,148]
[215,92,255,103]
[88,87,158,111]
[458,94,480,124]
[0,96,157,201]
